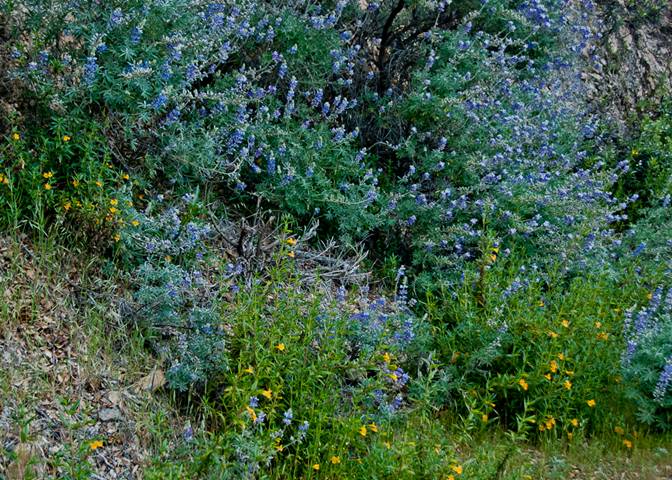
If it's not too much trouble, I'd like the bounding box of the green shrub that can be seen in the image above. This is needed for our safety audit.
[424,256,651,440]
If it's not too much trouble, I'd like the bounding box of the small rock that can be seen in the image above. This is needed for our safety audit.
[107,390,123,406]
[138,368,166,392]
[98,407,122,422]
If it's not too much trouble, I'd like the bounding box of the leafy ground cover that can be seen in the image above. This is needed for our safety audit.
[0,235,670,479]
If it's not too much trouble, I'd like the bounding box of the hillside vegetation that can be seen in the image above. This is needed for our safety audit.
[1,1,671,478]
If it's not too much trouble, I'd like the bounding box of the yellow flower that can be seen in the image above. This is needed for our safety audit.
[89,440,104,450]
[1,175,8,185]
[44,183,52,190]
[330,456,341,464]
[614,426,624,435]
[623,439,633,449]
[243,366,254,374]
[312,464,320,470]
[286,237,297,246]
[565,370,574,376]
[245,406,257,422]
[451,465,463,475]
[631,148,639,157]
[131,220,140,227]
[261,389,272,400]
[570,418,579,427]
[287,251,295,258]
[110,198,118,206]
[586,399,596,408]
[64,202,71,211]
[567,432,573,441]
[95,180,103,187]
[518,378,528,391]
[647,292,653,300]
[563,380,572,390]
[122,173,130,180]
[595,321,602,328]
[62,135,71,142]
[558,353,565,360]
[42,171,54,179]
[109,207,118,214]
[275,343,286,352]
[561,319,569,328]
[383,441,392,449]
[275,444,284,452]
[72,179,80,188]
[389,373,399,382]
[538,300,545,307]
[383,352,391,364]
[549,360,558,373]
[447,476,455,480]
[12,133,20,141]
[545,417,556,429]
[113,233,121,242]
[368,422,378,433]
[482,414,489,423]
[547,330,559,339]
[544,373,552,381]
[597,332,609,341]
[359,426,367,437]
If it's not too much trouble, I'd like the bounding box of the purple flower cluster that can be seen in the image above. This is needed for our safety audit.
[622,286,672,409]
[348,293,417,354]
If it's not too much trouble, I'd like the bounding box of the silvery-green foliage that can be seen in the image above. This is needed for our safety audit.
[622,287,672,430]
[125,193,228,390]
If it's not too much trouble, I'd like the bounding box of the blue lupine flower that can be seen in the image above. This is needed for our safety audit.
[654,357,672,404]
[254,411,266,424]
[152,93,168,110]
[83,56,98,85]
[282,409,293,426]
[337,285,346,303]
[109,8,123,26]
[130,26,143,44]
[164,107,181,126]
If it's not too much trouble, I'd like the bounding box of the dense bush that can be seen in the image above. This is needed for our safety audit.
[422,257,644,438]
[2,0,633,286]
[124,194,224,390]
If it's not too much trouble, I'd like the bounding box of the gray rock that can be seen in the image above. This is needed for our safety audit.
[98,407,122,422]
